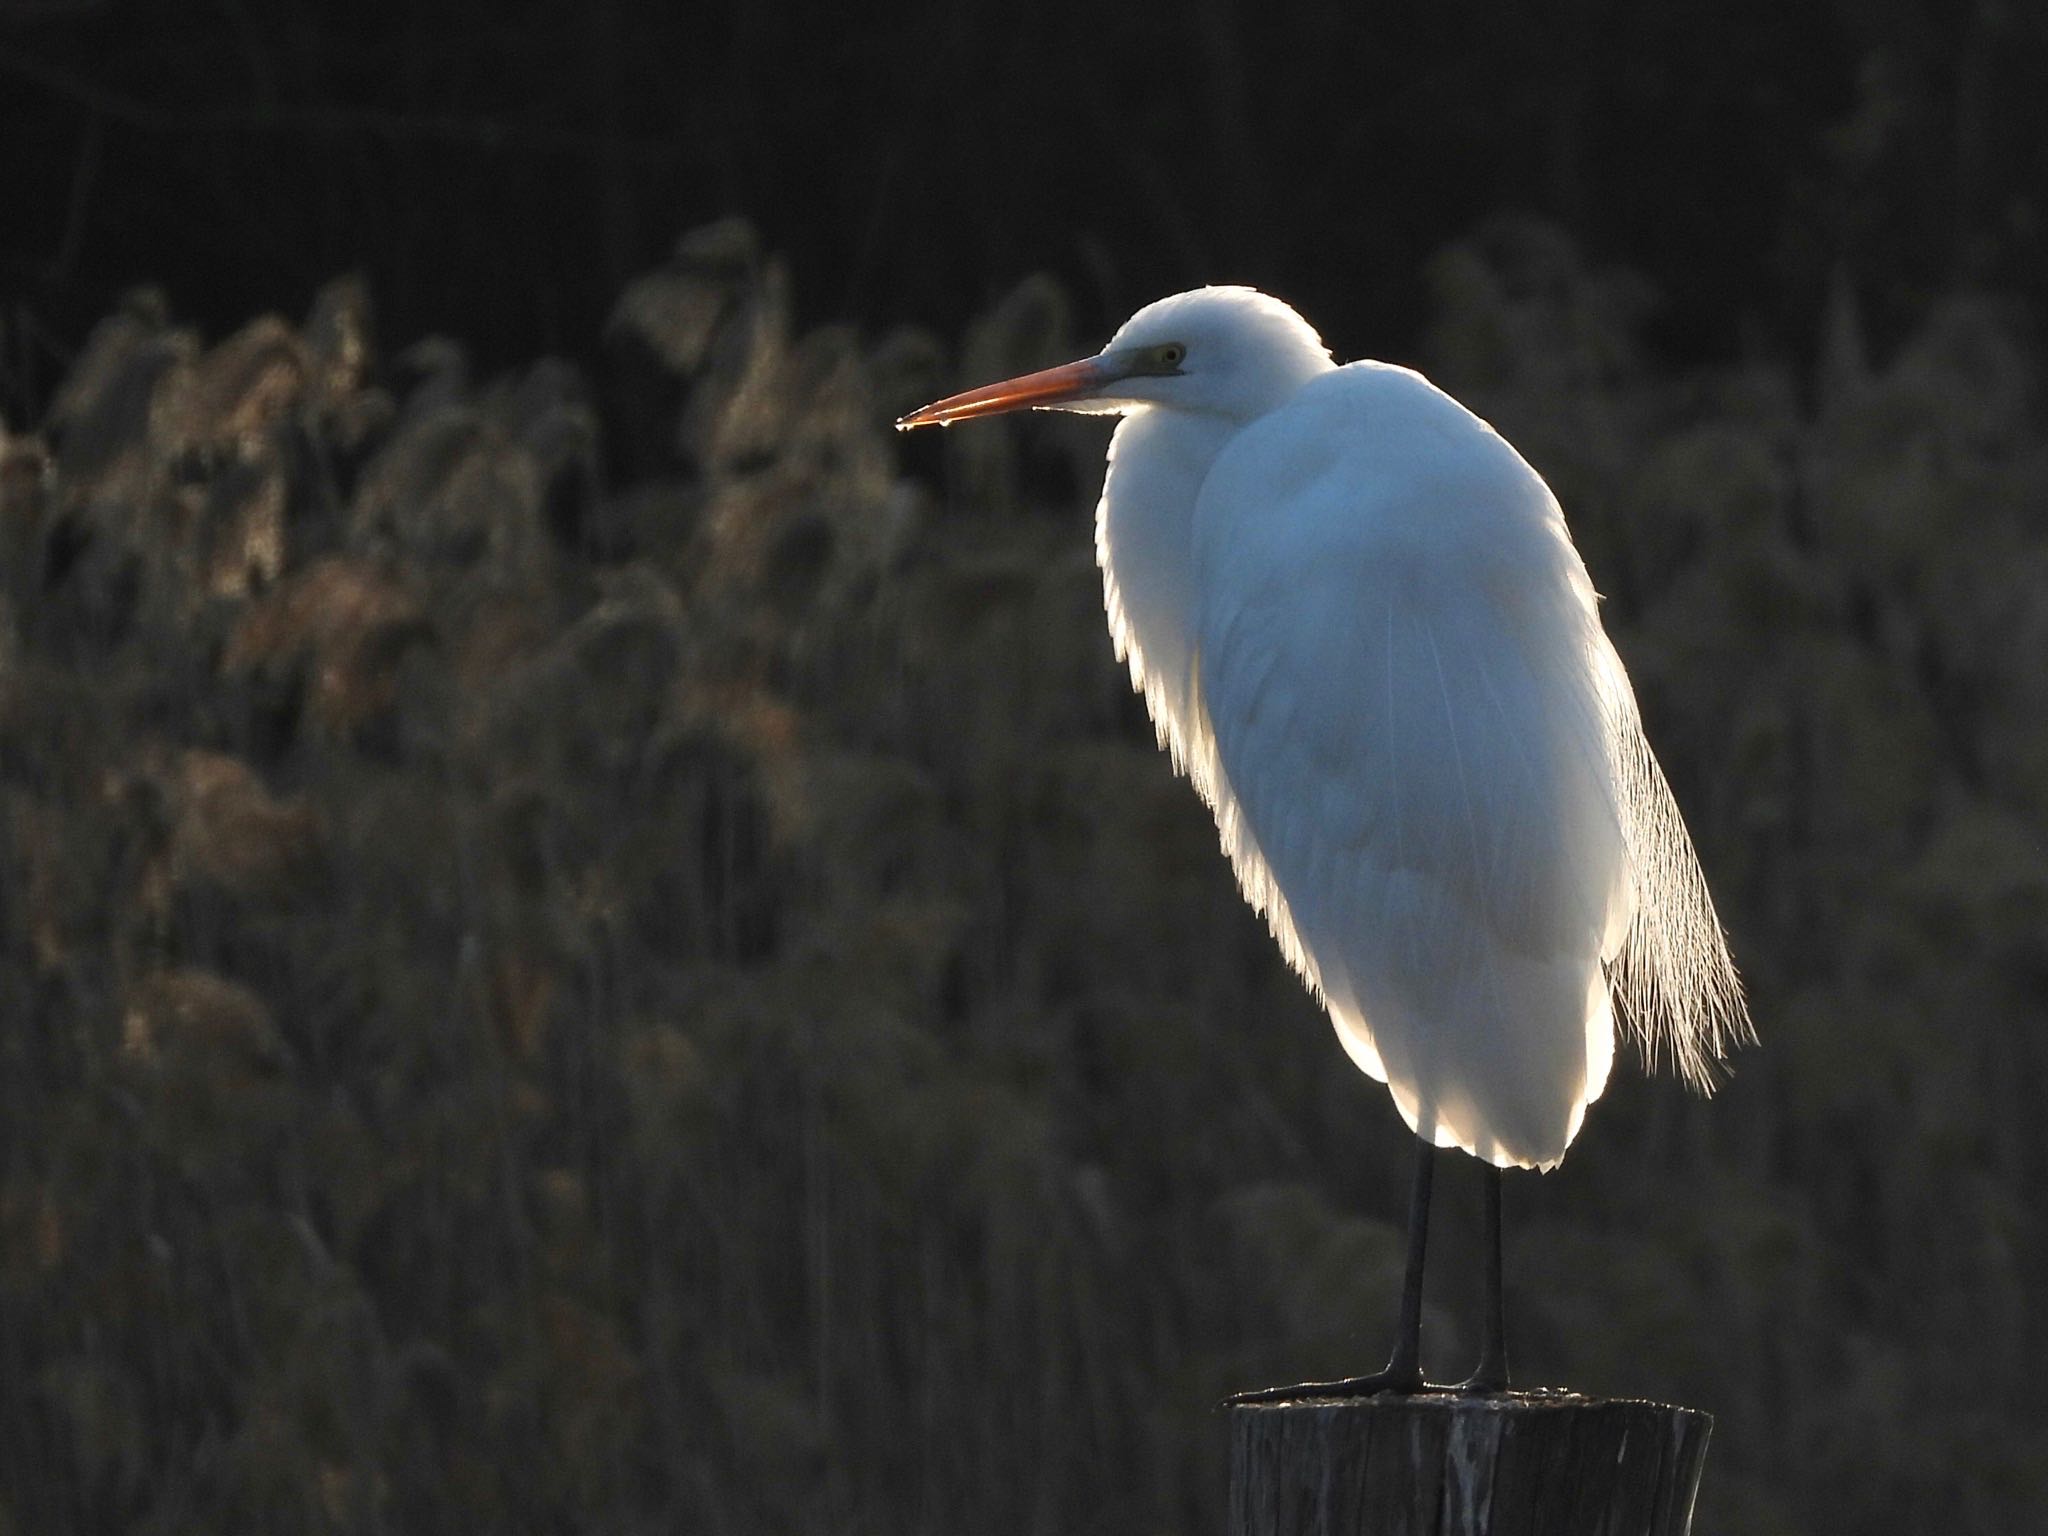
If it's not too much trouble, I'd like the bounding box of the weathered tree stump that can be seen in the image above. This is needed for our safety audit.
[1230,1392,1712,1536]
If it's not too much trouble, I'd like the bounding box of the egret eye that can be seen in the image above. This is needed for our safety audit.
[1156,343,1186,369]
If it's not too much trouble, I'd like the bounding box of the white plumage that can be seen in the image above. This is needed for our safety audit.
[903,285,1750,1172]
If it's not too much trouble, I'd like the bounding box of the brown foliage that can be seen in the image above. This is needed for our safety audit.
[224,558,429,743]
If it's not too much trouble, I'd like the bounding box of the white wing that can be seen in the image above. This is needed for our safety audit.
[1190,364,1644,1169]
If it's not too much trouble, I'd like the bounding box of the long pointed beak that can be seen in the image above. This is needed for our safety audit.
[895,357,1105,430]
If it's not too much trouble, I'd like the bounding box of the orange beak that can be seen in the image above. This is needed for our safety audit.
[895,357,1106,430]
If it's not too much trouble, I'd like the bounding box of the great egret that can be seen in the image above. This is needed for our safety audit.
[897,287,1750,1397]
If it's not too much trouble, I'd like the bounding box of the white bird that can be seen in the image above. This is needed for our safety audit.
[897,287,1750,1397]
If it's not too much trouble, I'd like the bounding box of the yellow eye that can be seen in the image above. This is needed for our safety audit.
[1157,344,1186,368]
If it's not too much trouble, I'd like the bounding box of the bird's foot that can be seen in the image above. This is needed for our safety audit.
[1227,1364,1426,1406]
[1447,1356,1510,1397]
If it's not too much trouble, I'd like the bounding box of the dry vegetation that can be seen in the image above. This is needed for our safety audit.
[1,218,2045,1534]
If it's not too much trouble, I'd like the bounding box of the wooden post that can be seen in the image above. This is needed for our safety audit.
[1230,1393,1712,1536]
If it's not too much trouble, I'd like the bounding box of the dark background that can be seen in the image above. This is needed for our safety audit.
[3,2,2048,1533]
[6,0,2046,387]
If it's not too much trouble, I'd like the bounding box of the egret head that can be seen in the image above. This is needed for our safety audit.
[897,285,1334,432]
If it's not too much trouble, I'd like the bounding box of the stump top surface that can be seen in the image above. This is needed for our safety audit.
[1230,1389,1707,1422]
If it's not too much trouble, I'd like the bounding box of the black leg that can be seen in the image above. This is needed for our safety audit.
[1229,1136,1435,1403]
[1454,1163,1510,1394]
[1384,1137,1434,1384]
